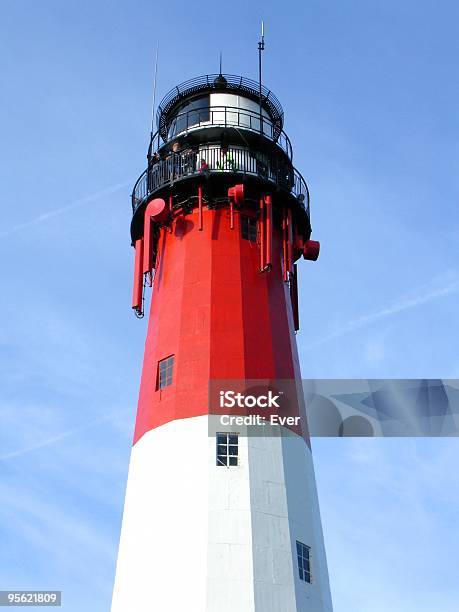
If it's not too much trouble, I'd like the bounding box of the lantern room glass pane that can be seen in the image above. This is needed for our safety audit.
[168,95,210,139]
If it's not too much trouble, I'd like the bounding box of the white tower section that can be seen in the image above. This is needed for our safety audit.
[112,418,333,612]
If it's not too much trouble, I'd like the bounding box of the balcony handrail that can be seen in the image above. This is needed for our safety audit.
[132,144,309,218]
[164,105,293,160]
[156,74,284,141]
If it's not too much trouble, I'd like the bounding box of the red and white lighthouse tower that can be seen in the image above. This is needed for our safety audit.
[112,72,333,612]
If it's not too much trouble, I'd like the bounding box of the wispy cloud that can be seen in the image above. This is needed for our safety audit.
[315,438,459,612]
[0,180,132,238]
[0,411,130,461]
[0,447,121,601]
[304,273,459,350]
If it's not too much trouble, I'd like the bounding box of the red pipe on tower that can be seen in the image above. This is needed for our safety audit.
[143,213,153,276]
[282,207,288,281]
[228,184,244,230]
[198,186,203,231]
[132,238,144,312]
[259,198,265,271]
[287,208,293,274]
[290,263,300,331]
[143,198,168,276]
[265,195,272,269]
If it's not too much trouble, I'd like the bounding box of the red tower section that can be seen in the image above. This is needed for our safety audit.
[129,73,319,445]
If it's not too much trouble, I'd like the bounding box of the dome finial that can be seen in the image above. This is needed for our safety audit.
[214,53,227,88]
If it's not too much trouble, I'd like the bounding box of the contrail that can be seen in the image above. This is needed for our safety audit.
[303,275,459,350]
[0,411,131,461]
[0,179,132,238]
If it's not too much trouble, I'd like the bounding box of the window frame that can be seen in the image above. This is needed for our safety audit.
[156,355,174,390]
[168,95,211,138]
[296,541,312,584]
[216,432,239,467]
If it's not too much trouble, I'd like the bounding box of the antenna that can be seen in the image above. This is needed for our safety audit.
[150,42,160,135]
[219,51,223,74]
[258,21,265,135]
[148,42,160,162]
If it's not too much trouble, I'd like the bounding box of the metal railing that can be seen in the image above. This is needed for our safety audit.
[132,144,309,217]
[156,74,284,141]
[166,105,293,159]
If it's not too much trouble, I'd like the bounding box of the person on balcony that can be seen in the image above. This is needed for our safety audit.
[167,141,181,182]
[149,151,160,167]
[147,151,161,192]
[216,146,237,172]
[199,157,209,175]
[181,146,197,175]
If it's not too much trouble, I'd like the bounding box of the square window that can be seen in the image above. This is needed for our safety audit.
[157,355,174,390]
[216,433,239,467]
[296,541,311,584]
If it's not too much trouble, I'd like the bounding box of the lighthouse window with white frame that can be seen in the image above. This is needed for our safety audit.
[216,433,238,466]
[296,541,312,583]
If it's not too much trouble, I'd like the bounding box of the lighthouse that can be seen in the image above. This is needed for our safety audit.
[111,72,333,612]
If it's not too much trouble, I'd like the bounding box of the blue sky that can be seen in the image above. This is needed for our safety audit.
[0,1,458,610]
